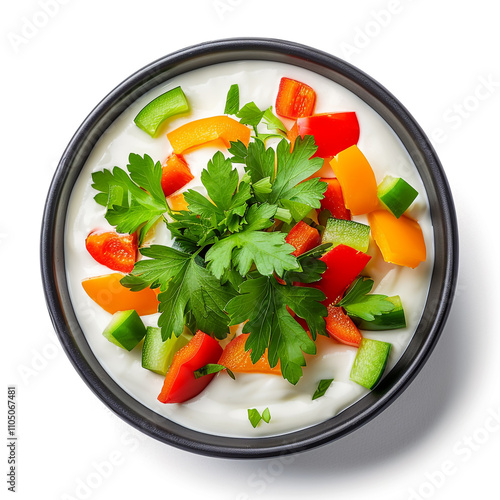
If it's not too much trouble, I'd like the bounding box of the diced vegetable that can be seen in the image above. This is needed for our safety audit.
[368,210,426,268]
[325,303,363,347]
[102,310,146,351]
[224,84,239,115]
[330,145,379,215]
[167,192,189,212]
[354,296,406,330]
[85,230,138,273]
[161,154,194,197]
[248,407,271,427]
[167,116,251,154]
[158,331,223,404]
[81,273,160,315]
[322,217,370,253]
[287,121,299,150]
[319,178,351,220]
[296,112,360,158]
[142,327,192,375]
[134,87,189,137]
[218,333,281,375]
[275,77,316,119]
[377,175,418,218]
[285,221,321,256]
[314,244,371,304]
[312,379,334,400]
[350,338,392,389]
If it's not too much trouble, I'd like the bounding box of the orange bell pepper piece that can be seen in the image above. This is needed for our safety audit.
[168,192,189,212]
[161,154,194,197]
[330,145,379,215]
[276,77,316,119]
[167,116,251,154]
[368,210,426,268]
[285,220,321,256]
[218,333,281,375]
[82,273,160,315]
[325,303,363,347]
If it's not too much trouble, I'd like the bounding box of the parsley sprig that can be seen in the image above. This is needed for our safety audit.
[335,277,396,321]
[91,153,168,243]
[224,83,287,142]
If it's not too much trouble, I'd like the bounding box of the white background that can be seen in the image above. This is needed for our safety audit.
[2,1,500,499]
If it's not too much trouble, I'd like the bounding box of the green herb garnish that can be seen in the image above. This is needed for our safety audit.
[229,136,327,222]
[95,123,328,383]
[247,407,271,428]
[91,153,167,241]
[335,277,396,321]
[224,84,240,115]
[193,364,235,380]
[224,84,287,141]
[225,275,327,384]
[312,379,334,400]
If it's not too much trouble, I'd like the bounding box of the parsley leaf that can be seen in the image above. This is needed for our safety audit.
[252,176,272,195]
[205,204,299,279]
[312,379,334,400]
[262,407,271,423]
[269,137,326,213]
[122,246,236,340]
[232,139,276,187]
[230,136,326,221]
[247,407,271,428]
[120,245,191,291]
[283,243,331,284]
[224,84,239,115]
[335,277,396,321]
[183,151,252,233]
[194,364,235,380]
[157,257,236,340]
[236,101,287,138]
[225,276,327,384]
[237,101,265,127]
[168,210,218,249]
[91,153,167,235]
[227,140,249,164]
[262,107,287,135]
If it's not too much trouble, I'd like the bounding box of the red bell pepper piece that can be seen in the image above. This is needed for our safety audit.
[315,244,371,305]
[85,230,138,273]
[325,303,363,347]
[320,178,351,220]
[158,330,223,404]
[296,112,360,158]
[276,77,316,119]
[285,221,321,256]
[161,154,194,197]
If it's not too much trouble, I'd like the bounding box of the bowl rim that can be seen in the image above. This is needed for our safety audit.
[40,37,459,458]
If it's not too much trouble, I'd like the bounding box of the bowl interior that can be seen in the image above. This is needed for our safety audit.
[41,38,458,458]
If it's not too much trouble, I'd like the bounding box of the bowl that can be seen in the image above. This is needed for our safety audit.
[40,38,458,458]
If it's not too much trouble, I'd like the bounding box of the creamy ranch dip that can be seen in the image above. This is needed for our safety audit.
[64,60,433,437]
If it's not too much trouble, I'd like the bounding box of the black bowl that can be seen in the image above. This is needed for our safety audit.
[40,38,458,458]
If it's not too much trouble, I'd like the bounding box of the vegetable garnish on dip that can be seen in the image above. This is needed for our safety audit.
[67,61,432,436]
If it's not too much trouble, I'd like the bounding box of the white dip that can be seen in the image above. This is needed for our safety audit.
[64,60,434,437]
